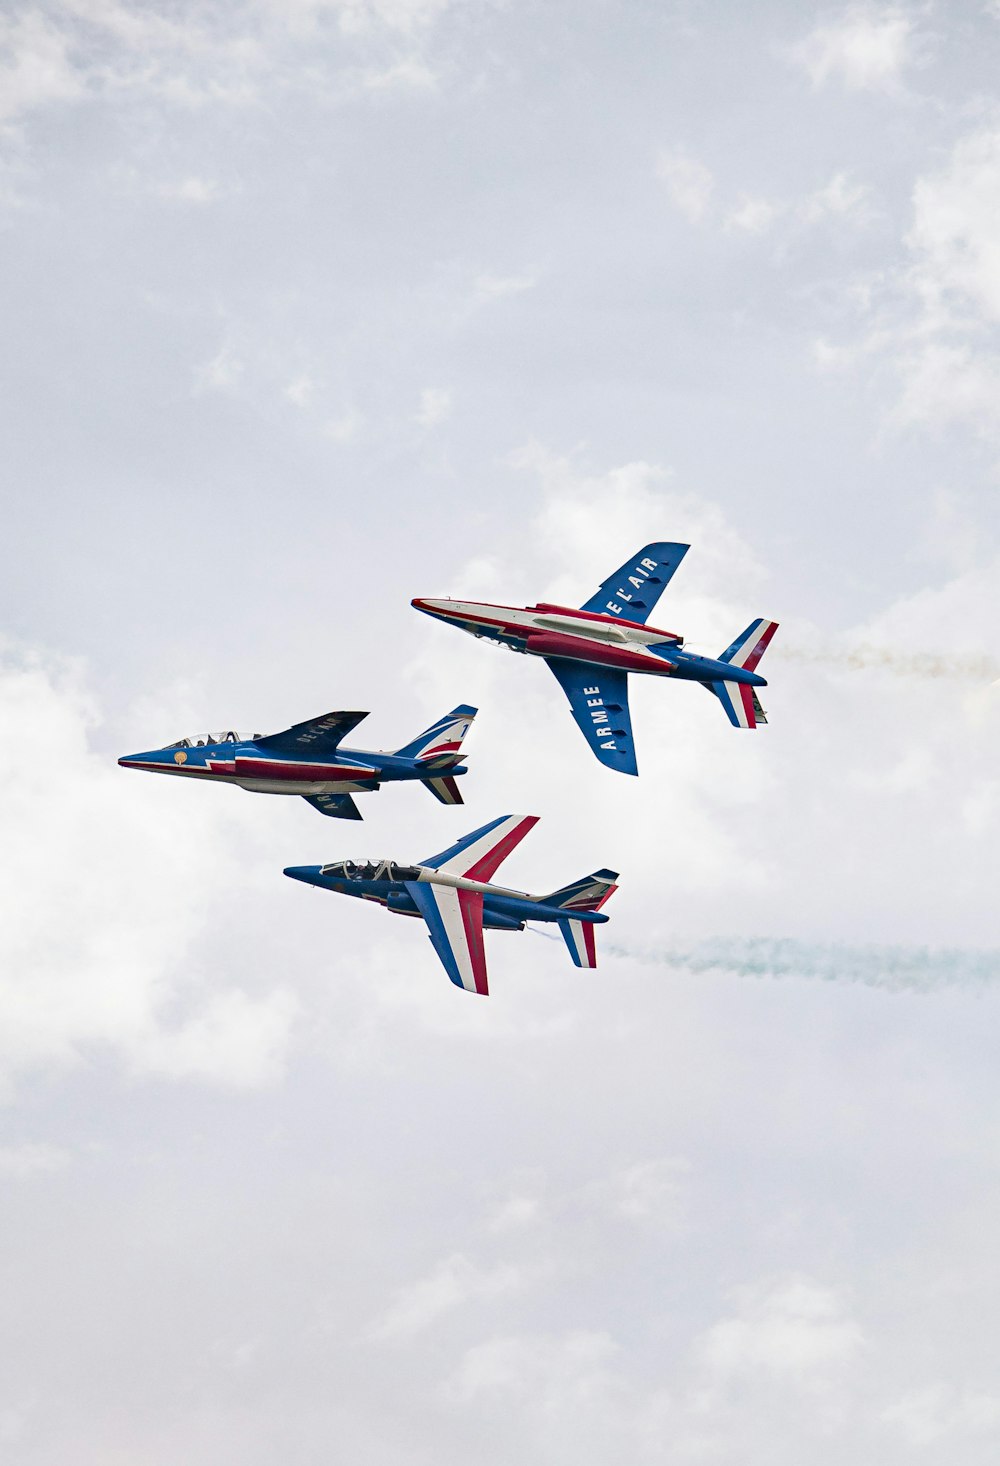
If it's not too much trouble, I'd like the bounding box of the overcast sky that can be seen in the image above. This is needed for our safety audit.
[2,2,1000,1461]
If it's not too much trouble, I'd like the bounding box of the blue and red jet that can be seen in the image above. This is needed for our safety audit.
[412,542,778,775]
[284,813,618,995]
[119,705,476,819]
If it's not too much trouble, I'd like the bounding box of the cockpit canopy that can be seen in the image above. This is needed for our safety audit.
[165,731,260,749]
[320,859,421,883]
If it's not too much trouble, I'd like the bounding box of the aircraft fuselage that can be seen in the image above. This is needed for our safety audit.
[410,598,767,688]
[119,742,466,796]
[283,860,610,931]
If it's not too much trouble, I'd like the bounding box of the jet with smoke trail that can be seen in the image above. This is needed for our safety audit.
[413,542,779,775]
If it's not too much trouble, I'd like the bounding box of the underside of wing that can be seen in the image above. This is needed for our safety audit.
[579,542,689,624]
[303,793,364,818]
[404,881,489,994]
[256,710,369,756]
[422,814,539,881]
[546,660,637,776]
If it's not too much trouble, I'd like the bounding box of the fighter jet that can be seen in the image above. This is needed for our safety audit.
[118,705,476,819]
[284,814,618,995]
[412,543,778,775]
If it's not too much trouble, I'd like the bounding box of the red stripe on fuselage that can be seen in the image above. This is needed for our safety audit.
[232,757,376,782]
[525,631,674,674]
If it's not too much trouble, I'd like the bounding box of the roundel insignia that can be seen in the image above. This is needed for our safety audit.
[174,751,187,764]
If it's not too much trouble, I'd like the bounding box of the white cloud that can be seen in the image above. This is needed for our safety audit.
[790,6,918,92]
[194,342,245,392]
[656,148,714,223]
[444,1328,619,1404]
[0,11,84,122]
[699,1277,864,1378]
[280,0,454,37]
[283,373,316,407]
[725,194,780,235]
[891,126,1000,438]
[360,54,438,90]
[907,127,1000,324]
[474,269,538,302]
[799,169,870,224]
[414,385,452,426]
[370,1252,523,1340]
[155,175,221,204]
[323,404,364,441]
[882,1382,1000,1445]
[811,124,1000,444]
[0,646,297,1088]
[725,172,869,238]
[607,1158,690,1223]
[0,1142,70,1176]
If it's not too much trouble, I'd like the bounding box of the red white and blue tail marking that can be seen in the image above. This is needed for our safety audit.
[396,704,477,761]
[719,618,779,672]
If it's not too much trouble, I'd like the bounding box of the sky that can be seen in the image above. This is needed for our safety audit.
[2,1,1000,1460]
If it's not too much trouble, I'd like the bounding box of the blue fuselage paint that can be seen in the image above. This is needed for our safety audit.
[283,867,609,932]
[118,740,468,787]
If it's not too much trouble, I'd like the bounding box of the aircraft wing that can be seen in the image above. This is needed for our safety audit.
[404,881,490,995]
[255,710,369,756]
[580,541,689,624]
[422,814,539,881]
[546,660,638,776]
[303,793,364,819]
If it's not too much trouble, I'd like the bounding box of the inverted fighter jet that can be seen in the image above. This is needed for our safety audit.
[284,814,618,995]
[118,705,476,819]
[412,543,778,775]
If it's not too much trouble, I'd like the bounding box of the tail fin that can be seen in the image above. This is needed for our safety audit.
[719,618,778,672]
[395,704,477,761]
[540,868,619,913]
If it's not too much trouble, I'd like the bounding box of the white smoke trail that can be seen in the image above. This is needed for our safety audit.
[776,644,1000,682]
[608,937,1000,992]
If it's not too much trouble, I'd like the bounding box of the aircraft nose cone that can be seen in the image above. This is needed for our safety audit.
[283,865,321,884]
[118,754,143,768]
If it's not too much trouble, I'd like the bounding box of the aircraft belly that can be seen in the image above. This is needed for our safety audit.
[524,631,673,674]
[236,778,374,795]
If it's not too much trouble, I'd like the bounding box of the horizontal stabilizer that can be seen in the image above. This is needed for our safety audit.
[709,680,759,729]
[257,710,368,756]
[421,775,464,806]
[558,917,598,969]
[303,793,364,819]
